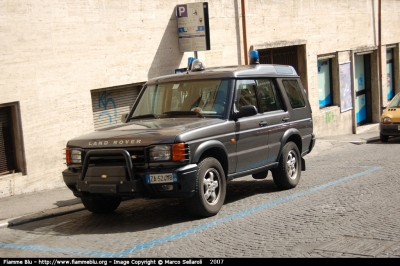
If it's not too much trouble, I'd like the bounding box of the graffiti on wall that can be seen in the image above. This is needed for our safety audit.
[98,91,118,124]
[325,111,334,124]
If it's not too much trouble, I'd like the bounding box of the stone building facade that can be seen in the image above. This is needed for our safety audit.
[1,0,399,197]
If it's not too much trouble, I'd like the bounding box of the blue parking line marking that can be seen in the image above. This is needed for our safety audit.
[0,166,382,258]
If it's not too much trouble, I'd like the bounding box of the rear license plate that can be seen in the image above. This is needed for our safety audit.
[146,173,174,184]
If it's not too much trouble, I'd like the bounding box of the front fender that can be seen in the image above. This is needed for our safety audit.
[191,140,228,164]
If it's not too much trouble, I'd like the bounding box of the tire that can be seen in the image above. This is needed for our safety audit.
[81,196,122,214]
[252,170,268,179]
[380,133,389,142]
[186,157,226,217]
[271,142,301,190]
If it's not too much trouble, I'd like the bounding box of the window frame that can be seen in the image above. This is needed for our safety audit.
[318,58,334,108]
[0,102,26,176]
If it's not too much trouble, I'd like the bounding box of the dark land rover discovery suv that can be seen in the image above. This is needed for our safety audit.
[63,58,316,217]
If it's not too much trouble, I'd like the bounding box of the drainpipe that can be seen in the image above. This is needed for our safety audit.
[241,0,248,65]
[378,0,383,111]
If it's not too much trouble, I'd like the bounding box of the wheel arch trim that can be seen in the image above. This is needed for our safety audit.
[276,128,302,161]
[191,140,229,167]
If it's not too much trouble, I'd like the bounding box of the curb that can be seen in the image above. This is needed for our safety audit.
[0,204,85,228]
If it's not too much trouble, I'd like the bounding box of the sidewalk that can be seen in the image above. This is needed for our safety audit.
[0,124,382,228]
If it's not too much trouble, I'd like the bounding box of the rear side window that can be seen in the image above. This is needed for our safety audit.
[256,79,283,112]
[282,80,306,108]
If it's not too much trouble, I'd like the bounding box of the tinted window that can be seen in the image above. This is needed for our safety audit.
[236,80,257,110]
[256,79,283,112]
[282,80,306,108]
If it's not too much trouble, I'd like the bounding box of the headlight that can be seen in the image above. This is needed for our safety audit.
[66,148,82,164]
[150,145,171,161]
[383,117,392,124]
[149,143,186,162]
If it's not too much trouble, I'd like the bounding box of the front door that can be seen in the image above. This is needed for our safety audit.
[354,54,372,126]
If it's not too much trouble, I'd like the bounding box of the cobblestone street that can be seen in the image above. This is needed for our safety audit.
[1,137,400,258]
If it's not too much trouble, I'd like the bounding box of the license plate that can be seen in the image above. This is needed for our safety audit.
[146,173,174,184]
[398,125,400,130]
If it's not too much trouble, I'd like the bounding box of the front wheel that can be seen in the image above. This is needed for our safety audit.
[81,196,122,214]
[186,157,226,217]
[271,142,301,190]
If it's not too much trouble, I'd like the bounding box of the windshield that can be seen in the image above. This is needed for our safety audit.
[131,79,229,119]
[389,93,400,108]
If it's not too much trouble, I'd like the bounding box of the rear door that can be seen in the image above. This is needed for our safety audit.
[255,78,290,162]
[234,79,270,173]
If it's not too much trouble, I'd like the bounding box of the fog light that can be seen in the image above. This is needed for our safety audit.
[160,184,174,191]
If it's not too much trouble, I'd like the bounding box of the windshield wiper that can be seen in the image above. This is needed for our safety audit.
[129,114,160,120]
[163,111,204,118]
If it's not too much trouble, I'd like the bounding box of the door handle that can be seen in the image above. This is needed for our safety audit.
[259,121,268,127]
[282,117,289,122]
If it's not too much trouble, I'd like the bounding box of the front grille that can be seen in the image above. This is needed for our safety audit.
[82,148,146,166]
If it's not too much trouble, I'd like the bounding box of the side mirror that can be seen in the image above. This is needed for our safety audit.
[121,113,128,123]
[381,105,387,110]
[235,105,258,120]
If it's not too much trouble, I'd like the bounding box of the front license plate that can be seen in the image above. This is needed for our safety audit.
[146,173,174,184]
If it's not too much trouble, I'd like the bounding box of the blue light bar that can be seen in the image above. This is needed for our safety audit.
[249,50,259,65]
[187,57,196,70]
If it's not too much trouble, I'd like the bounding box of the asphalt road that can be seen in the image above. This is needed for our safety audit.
[1,137,400,258]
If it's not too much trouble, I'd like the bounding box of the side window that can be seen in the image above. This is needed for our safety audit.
[282,79,306,108]
[256,79,283,112]
[318,58,333,108]
[236,80,257,110]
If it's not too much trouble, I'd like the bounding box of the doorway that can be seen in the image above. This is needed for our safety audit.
[258,45,308,92]
[354,54,372,126]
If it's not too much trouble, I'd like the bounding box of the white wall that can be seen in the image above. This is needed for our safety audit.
[1,0,399,196]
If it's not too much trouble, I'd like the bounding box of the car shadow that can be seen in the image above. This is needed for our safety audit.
[9,179,279,236]
[367,135,400,144]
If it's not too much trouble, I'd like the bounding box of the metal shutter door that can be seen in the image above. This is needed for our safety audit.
[91,85,141,130]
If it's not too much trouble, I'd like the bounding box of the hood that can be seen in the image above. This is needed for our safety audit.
[67,118,224,148]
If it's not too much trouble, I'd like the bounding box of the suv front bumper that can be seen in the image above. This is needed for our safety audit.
[62,164,198,199]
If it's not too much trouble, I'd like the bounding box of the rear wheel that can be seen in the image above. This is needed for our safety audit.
[271,142,301,190]
[186,157,226,217]
[81,196,122,213]
[380,133,389,142]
